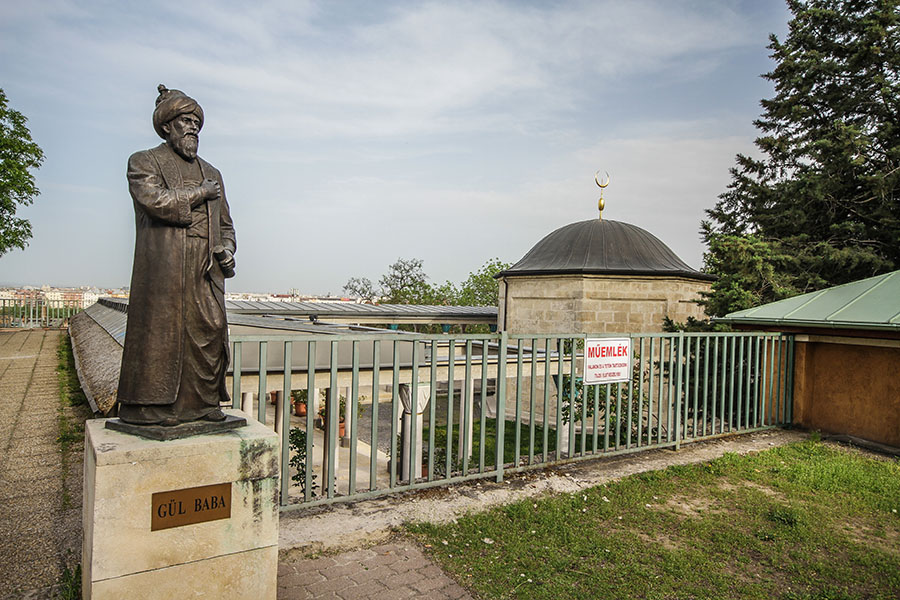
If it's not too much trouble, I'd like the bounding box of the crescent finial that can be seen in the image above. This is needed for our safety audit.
[594,170,610,220]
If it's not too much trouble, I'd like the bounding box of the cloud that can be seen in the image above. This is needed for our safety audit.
[0,0,783,292]
[3,0,760,141]
[224,127,755,292]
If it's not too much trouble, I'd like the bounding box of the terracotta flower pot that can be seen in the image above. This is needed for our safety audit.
[294,401,307,417]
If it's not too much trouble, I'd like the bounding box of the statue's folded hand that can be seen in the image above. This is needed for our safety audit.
[200,178,220,200]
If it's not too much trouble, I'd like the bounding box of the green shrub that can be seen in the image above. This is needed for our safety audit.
[288,427,317,497]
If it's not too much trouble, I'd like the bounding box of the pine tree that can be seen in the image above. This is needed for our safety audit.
[702,0,900,316]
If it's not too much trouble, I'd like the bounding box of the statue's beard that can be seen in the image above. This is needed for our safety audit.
[170,133,199,161]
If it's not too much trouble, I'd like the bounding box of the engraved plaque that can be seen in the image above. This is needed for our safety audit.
[151,482,231,531]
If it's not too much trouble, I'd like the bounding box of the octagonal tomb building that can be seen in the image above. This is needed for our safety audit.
[496,217,714,334]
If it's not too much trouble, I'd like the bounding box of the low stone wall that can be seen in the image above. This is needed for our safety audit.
[69,310,122,415]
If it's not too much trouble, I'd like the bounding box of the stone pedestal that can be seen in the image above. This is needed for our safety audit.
[400,383,430,481]
[82,410,279,599]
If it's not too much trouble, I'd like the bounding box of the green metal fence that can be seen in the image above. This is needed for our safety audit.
[0,298,83,328]
[228,331,795,510]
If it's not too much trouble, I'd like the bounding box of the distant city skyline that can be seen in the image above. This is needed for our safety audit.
[0,282,355,299]
[1,1,789,294]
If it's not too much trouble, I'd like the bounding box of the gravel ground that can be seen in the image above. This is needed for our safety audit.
[0,330,88,599]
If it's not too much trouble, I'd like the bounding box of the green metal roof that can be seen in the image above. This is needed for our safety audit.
[717,270,900,332]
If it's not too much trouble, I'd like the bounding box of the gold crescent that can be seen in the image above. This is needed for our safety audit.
[594,170,610,188]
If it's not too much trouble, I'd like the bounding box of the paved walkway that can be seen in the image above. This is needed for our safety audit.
[278,541,473,599]
[0,329,84,599]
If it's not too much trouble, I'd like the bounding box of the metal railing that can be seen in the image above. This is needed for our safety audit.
[0,298,84,328]
[228,331,795,510]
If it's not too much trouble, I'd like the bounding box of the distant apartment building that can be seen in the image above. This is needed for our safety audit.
[83,291,100,307]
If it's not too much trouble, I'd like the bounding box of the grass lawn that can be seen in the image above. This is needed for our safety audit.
[408,437,900,599]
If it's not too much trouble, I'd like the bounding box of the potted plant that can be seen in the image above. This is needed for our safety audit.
[290,389,308,417]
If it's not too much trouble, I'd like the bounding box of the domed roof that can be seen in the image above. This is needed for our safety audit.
[498,219,714,280]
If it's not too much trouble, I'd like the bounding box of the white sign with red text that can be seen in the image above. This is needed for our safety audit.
[583,338,632,385]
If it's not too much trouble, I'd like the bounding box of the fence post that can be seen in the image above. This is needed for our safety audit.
[241,392,254,415]
[257,341,268,424]
[327,342,340,499]
[495,331,508,483]
[674,332,684,451]
[274,391,284,435]
[231,341,242,409]
[786,335,795,424]
[280,341,292,507]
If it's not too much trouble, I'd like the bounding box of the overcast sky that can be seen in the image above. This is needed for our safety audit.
[1,0,789,294]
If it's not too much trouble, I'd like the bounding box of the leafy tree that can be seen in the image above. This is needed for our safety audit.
[702,0,900,316]
[378,257,432,304]
[343,276,378,303]
[457,258,511,306]
[424,279,459,306]
[0,88,44,257]
[345,257,511,307]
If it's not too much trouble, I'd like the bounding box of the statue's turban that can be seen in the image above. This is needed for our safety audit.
[152,84,204,139]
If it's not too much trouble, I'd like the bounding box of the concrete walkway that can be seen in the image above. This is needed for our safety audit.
[0,329,84,599]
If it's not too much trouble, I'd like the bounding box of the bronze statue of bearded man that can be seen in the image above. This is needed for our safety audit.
[116,85,236,426]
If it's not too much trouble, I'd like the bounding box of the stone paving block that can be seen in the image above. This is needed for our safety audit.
[307,593,341,600]
[444,585,472,599]
[321,563,367,579]
[367,551,402,568]
[418,564,446,579]
[347,564,392,585]
[304,576,354,596]
[382,569,422,589]
[412,575,449,594]
[276,586,313,600]
[369,586,416,600]
[298,555,337,572]
[279,570,324,589]
[396,554,431,572]
[336,581,387,599]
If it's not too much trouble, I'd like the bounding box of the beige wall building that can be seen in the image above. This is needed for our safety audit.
[721,270,900,449]
[497,219,713,334]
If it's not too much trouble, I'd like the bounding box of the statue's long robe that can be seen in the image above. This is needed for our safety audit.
[116,142,236,424]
